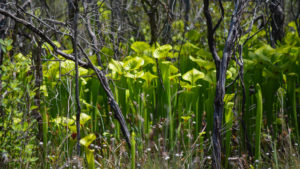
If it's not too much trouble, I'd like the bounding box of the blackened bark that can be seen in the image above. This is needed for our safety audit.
[162,0,176,44]
[142,0,159,45]
[32,42,43,142]
[110,0,119,59]
[0,45,3,118]
[0,0,6,118]
[269,0,285,47]
[204,1,250,168]
[183,0,190,28]
[297,0,300,36]
[203,0,221,71]
[68,0,81,156]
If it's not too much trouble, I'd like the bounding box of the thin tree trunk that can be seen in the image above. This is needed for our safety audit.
[269,0,285,47]
[141,0,159,45]
[183,0,190,29]
[32,41,43,142]
[297,0,300,36]
[110,0,120,59]
[68,0,81,156]
[204,0,250,168]
[0,0,6,118]
[162,0,176,44]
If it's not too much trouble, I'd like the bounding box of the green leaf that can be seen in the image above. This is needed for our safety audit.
[61,60,75,74]
[42,42,53,52]
[79,67,88,75]
[142,55,155,65]
[123,57,144,70]
[169,73,181,81]
[181,115,191,122]
[80,133,96,147]
[101,46,114,56]
[141,71,158,84]
[72,113,91,125]
[131,41,150,54]
[52,117,75,126]
[153,44,172,59]
[172,20,185,32]
[85,148,95,169]
[180,81,201,90]
[14,53,27,62]
[224,93,235,103]
[6,45,13,51]
[13,118,21,124]
[124,71,144,79]
[182,68,204,85]
[61,49,73,54]
[30,105,39,110]
[226,71,232,79]
[53,41,61,48]
[189,56,215,70]
[225,102,234,123]
[1,46,5,53]
[108,59,123,73]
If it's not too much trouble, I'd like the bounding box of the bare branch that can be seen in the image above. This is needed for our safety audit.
[213,0,224,34]
[203,0,220,67]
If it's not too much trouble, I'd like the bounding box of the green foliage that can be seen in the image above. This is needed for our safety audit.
[255,83,263,163]
[131,132,136,169]
[1,20,300,168]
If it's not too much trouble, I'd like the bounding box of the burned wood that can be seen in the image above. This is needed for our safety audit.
[204,1,250,168]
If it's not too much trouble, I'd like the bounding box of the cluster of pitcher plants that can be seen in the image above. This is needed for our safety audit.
[0,21,300,168]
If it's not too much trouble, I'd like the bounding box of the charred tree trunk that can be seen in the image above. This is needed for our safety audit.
[296,0,300,37]
[68,0,82,156]
[204,0,250,168]
[110,0,120,59]
[183,0,190,29]
[298,0,300,36]
[269,0,285,47]
[162,0,176,44]
[32,42,43,142]
[0,0,6,118]
[142,0,159,45]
